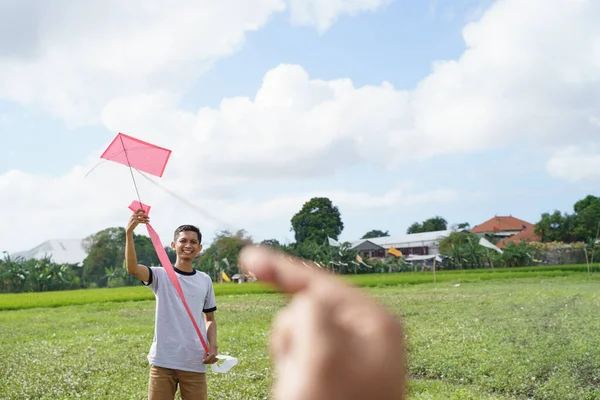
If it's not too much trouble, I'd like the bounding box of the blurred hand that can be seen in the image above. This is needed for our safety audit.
[238,245,406,400]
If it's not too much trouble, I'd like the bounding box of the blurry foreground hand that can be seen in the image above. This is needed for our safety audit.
[239,245,406,400]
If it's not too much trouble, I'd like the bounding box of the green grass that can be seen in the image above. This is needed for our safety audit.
[2,274,600,399]
[0,264,596,311]
[0,281,277,311]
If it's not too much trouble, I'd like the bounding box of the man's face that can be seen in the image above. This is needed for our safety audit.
[171,231,202,261]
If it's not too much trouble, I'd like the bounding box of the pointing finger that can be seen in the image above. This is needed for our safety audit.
[238,245,358,299]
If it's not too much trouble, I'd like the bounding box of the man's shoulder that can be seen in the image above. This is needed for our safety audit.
[195,270,212,282]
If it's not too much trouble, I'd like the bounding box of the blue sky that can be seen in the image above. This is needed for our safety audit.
[1,0,598,252]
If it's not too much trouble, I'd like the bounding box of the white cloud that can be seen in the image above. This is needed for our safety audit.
[0,0,391,126]
[125,0,599,183]
[101,64,412,182]
[411,0,600,157]
[0,0,287,125]
[0,158,457,252]
[546,145,600,183]
[221,185,459,225]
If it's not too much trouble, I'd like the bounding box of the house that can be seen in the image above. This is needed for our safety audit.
[470,215,540,247]
[471,216,534,238]
[496,227,541,248]
[9,239,87,265]
[349,230,454,259]
[350,240,387,258]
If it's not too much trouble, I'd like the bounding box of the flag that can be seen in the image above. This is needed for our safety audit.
[221,271,231,282]
[388,247,402,257]
[328,236,341,247]
[478,237,503,254]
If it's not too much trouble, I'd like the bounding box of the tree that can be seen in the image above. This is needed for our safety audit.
[82,227,127,287]
[406,216,448,234]
[534,195,600,244]
[0,256,82,293]
[133,234,160,267]
[290,197,344,244]
[196,230,253,280]
[165,247,177,264]
[406,222,422,234]
[361,230,389,239]
[500,242,534,267]
[261,239,282,248]
[572,195,600,242]
[438,231,486,269]
[535,210,576,242]
[452,222,471,230]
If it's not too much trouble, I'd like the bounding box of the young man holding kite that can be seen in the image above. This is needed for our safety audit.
[125,208,218,400]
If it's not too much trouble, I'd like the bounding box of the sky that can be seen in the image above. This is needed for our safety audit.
[1,0,599,254]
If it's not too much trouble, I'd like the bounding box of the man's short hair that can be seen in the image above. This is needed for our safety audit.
[173,225,202,243]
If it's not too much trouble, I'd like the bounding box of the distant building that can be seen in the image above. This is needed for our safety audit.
[349,230,454,259]
[496,228,541,248]
[9,239,87,265]
[470,216,540,247]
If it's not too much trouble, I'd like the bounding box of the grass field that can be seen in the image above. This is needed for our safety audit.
[1,264,595,311]
[2,266,600,399]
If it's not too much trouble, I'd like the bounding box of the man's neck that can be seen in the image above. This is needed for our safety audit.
[174,260,194,272]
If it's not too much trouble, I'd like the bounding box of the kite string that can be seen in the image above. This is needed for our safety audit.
[119,135,143,207]
[133,168,238,232]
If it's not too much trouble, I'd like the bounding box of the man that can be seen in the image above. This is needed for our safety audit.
[125,209,218,400]
[238,245,407,400]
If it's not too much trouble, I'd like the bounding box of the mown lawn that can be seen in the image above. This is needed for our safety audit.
[1,272,600,399]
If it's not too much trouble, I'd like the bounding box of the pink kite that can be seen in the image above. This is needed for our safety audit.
[100,132,171,177]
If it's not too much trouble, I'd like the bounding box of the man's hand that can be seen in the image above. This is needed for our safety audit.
[238,245,407,400]
[203,346,218,364]
[127,209,149,233]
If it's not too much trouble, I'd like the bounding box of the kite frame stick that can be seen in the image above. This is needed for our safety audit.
[119,134,144,207]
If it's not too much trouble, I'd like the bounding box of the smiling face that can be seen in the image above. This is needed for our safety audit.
[171,226,202,262]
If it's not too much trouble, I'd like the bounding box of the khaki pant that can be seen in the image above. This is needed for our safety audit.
[148,365,207,400]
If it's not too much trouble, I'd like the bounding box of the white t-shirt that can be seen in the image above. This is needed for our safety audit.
[142,265,217,373]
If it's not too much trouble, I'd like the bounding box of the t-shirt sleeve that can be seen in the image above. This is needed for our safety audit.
[142,266,161,293]
[203,277,217,313]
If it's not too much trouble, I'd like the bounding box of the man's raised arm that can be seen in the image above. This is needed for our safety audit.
[125,209,150,282]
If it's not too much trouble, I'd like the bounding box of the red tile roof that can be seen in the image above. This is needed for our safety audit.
[471,216,534,233]
[497,226,541,248]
